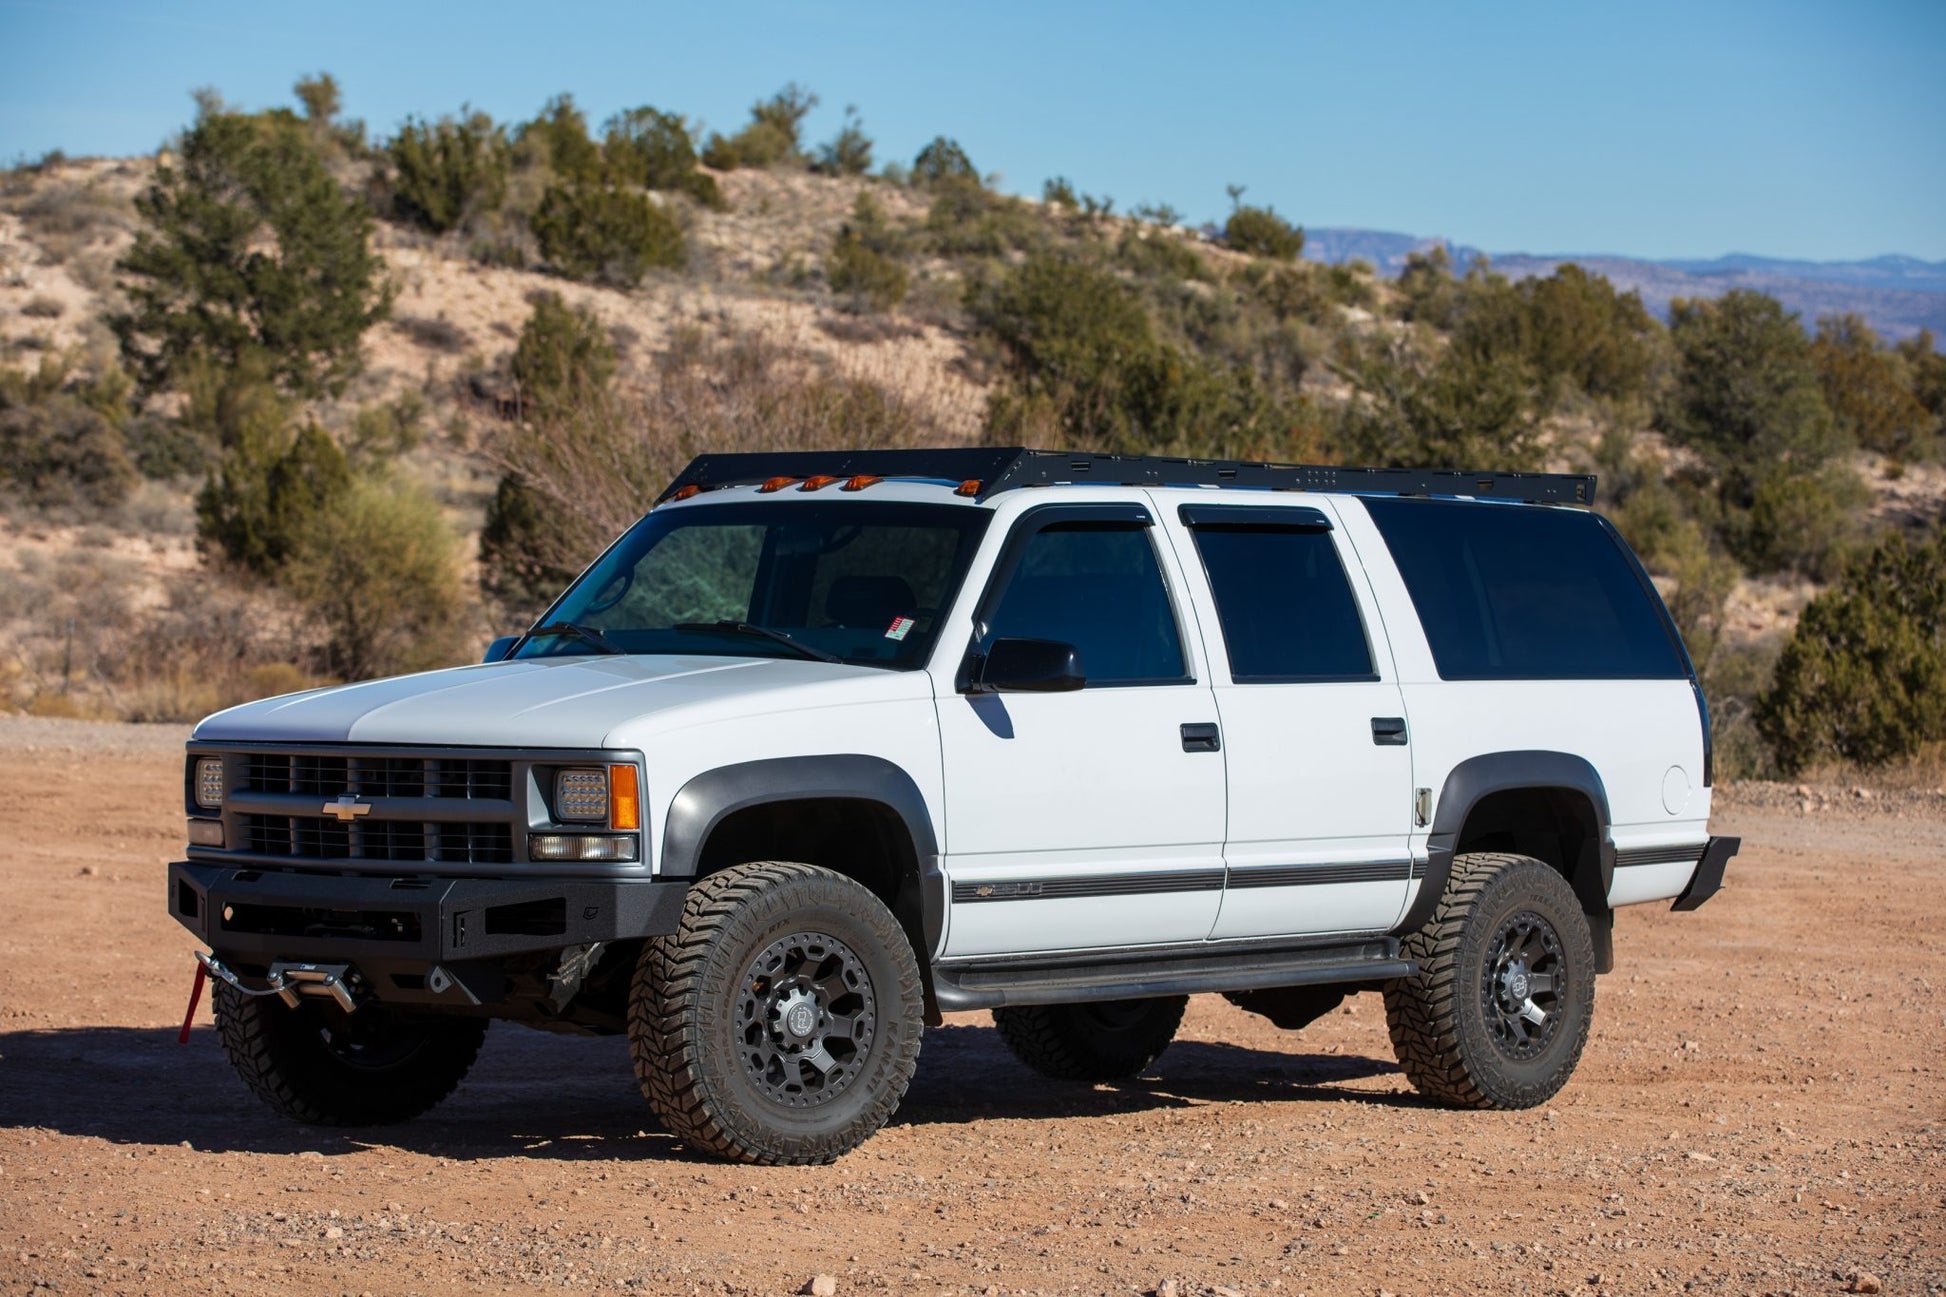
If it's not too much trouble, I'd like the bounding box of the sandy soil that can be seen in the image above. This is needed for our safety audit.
[0,718,1940,1297]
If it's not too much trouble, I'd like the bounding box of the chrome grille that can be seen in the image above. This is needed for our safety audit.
[242,754,512,800]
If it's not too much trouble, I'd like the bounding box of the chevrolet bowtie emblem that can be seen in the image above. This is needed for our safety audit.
[323,793,372,822]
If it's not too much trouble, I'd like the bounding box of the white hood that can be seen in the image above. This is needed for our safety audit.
[192,654,921,749]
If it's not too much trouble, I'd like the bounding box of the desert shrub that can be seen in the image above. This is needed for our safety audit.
[911,137,977,188]
[1520,264,1661,405]
[1395,245,1460,325]
[701,84,817,170]
[1659,290,1841,505]
[515,94,602,180]
[532,179,684,286]
[1758,525,1946,773]
[1224,204,1303,260]
[602,105,725,209]
[283,475,468,682]
[394,313,470,352]
[1813,313,1935,460]
[344,390,427,463]
[114,106,390,397]
[1329,330,1543,471]
[124,411,212,480]
[811,106,873,177]
[1734,463,1871,579]
[384,110,510,234]
[1896,329,1946,424]
[1233,262,1332,324]
[825,193,907,311]
[1116,229,1206,283]
[1042,176,1078,210]
[197,416,351,574]
[922,181,1044,258]
[511,291,617,417]
[0,357,138,508]
[22,296,64,319]
[1323,262,1376,309]
[478,473,565,617]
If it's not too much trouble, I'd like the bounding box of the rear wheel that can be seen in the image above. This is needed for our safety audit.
[213,984,487,1125]
[629,862,924,1165]
[1383,852,1594,1109]
[993,996,1188,1081]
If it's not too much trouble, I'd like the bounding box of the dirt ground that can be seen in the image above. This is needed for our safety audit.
[0,717,1939,1297]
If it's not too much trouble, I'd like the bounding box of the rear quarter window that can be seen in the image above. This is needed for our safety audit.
[1363,497,1688,680]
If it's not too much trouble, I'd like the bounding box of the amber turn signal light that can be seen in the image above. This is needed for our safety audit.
[842,475,883,491]
[955,479,982,497]
[799,475,842,491]
[758,476,799,493]
[608,764,640,831]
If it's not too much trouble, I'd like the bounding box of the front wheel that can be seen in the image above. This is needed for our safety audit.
[213,984,487,1125]
[629,862,925,1165]
[1383,852,1595,1109]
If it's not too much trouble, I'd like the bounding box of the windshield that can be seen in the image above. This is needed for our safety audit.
[513,500,992,669]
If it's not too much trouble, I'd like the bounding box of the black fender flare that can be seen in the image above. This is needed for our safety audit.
[1395,750,1614,940]
[659,755,946,997]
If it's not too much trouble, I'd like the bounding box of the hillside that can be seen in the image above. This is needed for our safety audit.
[1,87,1943,780]
[1303,227,1946,341]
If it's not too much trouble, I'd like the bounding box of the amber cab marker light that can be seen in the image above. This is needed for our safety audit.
[758,476,799,493]
[799,475,842,491]
[955,479,982,497]
[669,484,702,502]
[608,765,641,831]
[841,474,883,492]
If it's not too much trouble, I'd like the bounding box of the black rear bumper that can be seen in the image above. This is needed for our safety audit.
[1672,835,1739,911]
[167,861,690,964]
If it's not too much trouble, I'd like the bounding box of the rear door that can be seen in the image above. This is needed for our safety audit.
[1164,500,1417,940]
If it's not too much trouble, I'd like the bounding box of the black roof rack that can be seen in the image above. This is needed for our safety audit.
[658,448,1597,507]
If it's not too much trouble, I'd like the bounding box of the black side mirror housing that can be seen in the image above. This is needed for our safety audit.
[970,638,1085,693]
[483,635,520,664]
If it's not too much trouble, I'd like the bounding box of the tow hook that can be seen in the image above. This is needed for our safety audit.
[191,951,363,1014]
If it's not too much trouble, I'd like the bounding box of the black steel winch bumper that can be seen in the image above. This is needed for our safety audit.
[167,861,690,965]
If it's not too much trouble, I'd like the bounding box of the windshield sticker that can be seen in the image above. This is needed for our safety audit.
[884,616,916,641]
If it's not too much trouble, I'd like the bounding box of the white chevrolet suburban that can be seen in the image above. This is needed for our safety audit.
[169,448,1737,1165]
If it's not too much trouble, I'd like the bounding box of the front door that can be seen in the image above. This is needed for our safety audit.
[933,505,1227,958]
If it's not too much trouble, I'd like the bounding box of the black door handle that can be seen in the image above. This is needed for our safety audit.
[1371,716,1408,746]
[1180,722,1221,753]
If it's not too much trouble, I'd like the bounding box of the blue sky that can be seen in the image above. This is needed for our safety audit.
[2,0,1941,262]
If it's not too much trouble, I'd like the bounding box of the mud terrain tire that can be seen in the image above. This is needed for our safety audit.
[629,861,925,1165]
[1384,852,1594,1109]
[213,984,487,1125]
[993,996,1188,1081]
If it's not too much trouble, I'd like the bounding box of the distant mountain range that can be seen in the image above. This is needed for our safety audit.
[1301,229,1946,343]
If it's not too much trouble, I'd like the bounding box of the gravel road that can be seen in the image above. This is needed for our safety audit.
[0,719,1939,1296]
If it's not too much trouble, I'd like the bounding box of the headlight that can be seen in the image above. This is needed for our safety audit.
[555,768,608,821]
[194,758,224,810]
[529,834,637,862]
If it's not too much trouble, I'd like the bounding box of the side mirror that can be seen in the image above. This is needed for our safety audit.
[483,635,520,664]
[970,638,1085,693]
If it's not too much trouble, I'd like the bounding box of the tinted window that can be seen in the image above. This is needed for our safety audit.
[985,524,1187,684]
[1191,525,1375,681]
[1364,498,1686,680]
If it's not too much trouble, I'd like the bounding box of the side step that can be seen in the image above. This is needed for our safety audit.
[931,937,1413,1012]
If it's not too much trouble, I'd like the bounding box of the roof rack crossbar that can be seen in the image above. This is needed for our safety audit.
[657,448,1596,508]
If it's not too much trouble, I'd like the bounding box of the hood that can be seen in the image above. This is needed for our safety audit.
[192,654,921,749]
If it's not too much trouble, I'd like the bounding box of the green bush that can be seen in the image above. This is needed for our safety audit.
[0,356,138,508]
[1329,331,1543,471]
[283,475,468,682]
[701,84,817,170]
[1042,176,1078,210]
[825,193,907,311]
[922,182,1044,258]
[1758,525,1946,773]
[602,106,725,209]
[1734,464,1870,579]
[1520,264,1660,405]
[385,110,510,234]
[511,291,617,417]
[811,106,873,177]
[197,414,352,575]
[114,106,391,398]
[532,179,684,286]
[912,137,977,188]
[515,94,602,180]
[1223,204,1303,260]
[1812,313,1934,460]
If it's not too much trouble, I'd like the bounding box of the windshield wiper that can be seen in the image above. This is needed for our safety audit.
[673,621,843,664]
[523,621,624,655]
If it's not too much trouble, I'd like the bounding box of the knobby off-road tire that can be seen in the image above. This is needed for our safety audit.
[629,861,925,1165]
[212,983,487,1125]
[1383,852,1595,1109]
[993,996,1188,1082]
